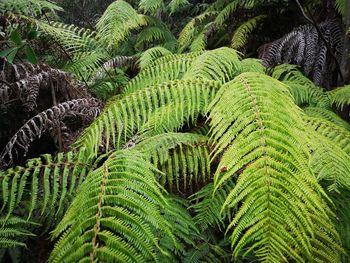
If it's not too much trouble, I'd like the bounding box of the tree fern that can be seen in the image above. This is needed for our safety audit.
[96,0,147,48]
[75,79,220,155]
[209,72,342,261]
[0,0,62,17]
[189,181,235,231]
[305,116,350,155]
[272,64,329,107]
[231,15,266,50]
[183,47,241,83]
[0,216,37,248]
[178,12,217,52]
[138,46,173,70]
[0,149,93,222]
[139,0,164,15]
[303,107,350,130]
[49,150,194,262]
[123,54,198,94]
[328,85,350,111]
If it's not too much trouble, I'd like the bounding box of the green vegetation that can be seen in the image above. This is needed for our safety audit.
[0,0,350,262]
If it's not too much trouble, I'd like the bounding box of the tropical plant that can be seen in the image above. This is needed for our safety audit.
[1,0,350,262]
[1,44,350,262]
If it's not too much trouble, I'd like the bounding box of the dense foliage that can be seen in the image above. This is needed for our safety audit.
[0,0,350,262]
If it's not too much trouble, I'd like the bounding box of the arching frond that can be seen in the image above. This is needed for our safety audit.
[135,25,177,51]
[96,0,147,48]
[305,116,350,155]
[309,130,350,193]
[123,55,196,94]
[240,58,266,73]
[190,181,235,231]
[33,20,98,57]
[178,12,217,52]
[0,216,37,248]
[135,133,211,193]
[231,15,266,50]
[214,1,240,27]
[0,0,62,16]
[0,98,101,168]
[49,150,188,262]
[328,85,350,111]
[75,79,220,155]
[183,47,241,83]
[209,72,342,262]
[303,107,350,130]
[138,46,173,70]
[168,0,190,14]
[272,64,329,107]
[0,149,93,221]
[139,0,164,15]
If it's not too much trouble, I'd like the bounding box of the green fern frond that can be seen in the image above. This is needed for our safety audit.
[123,55,197,94]
[335,0,347,19]
[272,64,329,107]
[190,181,235,231]
[214,1,240,27]
[231,15,266,50]
[0,149,92,221]
[332,190,350,256]
[305,116,350,155]
[138,46,173,70]
[183,47,241,83]
[209,72,342,261]
[96,0,146,48]
[307,127,350,194]
[34,20,98,57]
[168,0,190,14]
[183,238,231,263]
[139,0,164,15]
[240,58,266,73]
[303,107,350,130]
[328,85,350,110]
[75,79,220,155]
[0,216,37,248]
[64,51,110,80]
[135,25,177,51]
[49,150,185,262]
[178,12,217,52]
[0,0,62,16]
[148,51,202,69]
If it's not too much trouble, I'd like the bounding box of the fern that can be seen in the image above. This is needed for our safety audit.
[49,150,193,262]
[303,107,350,130]
[190,181,235,231]
[96,0,147,48]
[0,216,37,248]
[305,116,350,155]
[209,72,342,261]
[75,79,220,155]
[168,0,190,14]
[240,58,266,74]
[0,149,93,222]
[138,46,173,70]
[123,54,197,94]
[231,15,266,50]
[183,47,241,83]
[178,12,217,52]
[0,0,62,16]
[139,0,165,15]
[272,64,329,107]
[309,131,350,193]
[328,85,350,110]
